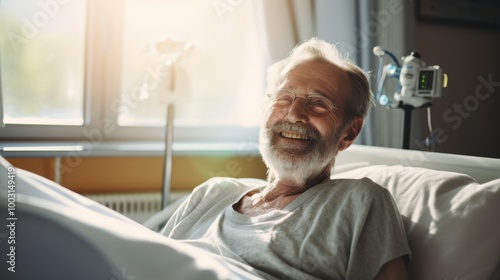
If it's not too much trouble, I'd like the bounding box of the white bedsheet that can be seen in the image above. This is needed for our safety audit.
[0,156,262,280]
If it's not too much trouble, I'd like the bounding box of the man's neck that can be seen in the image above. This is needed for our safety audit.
[264,169,330,201]
[233,169,330,217]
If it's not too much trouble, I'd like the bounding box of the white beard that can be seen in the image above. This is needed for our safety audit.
[259,123,339,185]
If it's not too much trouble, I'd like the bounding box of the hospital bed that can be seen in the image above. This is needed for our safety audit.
[1,144,499,279]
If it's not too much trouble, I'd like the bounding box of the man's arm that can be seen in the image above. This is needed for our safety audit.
[374,256,409,280]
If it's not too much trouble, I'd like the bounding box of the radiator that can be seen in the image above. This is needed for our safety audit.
[84,192,189,224]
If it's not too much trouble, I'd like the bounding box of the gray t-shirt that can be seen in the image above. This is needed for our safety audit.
[162,177,410,279]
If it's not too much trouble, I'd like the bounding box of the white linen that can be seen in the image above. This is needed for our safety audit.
[332,164,500,280]
[0,156,261,280]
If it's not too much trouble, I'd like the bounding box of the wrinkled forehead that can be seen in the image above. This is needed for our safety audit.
[280,59,352,101]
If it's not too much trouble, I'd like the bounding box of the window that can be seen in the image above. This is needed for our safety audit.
[0,0,86,126]
[0,0,264,144]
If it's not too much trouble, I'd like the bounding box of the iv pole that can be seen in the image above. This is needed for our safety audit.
[149,38,192,209]
[161,64,175,209]
[399,103,431,150]
[401,104,414,150]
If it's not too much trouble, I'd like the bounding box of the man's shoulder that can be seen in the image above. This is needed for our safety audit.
[191,177,266,199]
[317,177,390,201]
[171,178,266,223]
[324,177,384,190]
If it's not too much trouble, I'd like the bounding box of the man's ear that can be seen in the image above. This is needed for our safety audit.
[338,117,363,152]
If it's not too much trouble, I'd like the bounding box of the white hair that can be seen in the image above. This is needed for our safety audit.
[265,38,373,120]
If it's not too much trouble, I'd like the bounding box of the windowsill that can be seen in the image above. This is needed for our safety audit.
[0,141,261,158]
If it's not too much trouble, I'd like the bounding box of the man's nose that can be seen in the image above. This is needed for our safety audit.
[285,97,309,123]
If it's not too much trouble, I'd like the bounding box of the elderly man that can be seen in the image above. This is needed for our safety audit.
[162,38,410,280]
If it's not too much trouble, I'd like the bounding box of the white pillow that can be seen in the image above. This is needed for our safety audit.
[331,165,500,280]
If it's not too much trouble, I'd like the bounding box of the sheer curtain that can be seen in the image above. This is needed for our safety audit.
[367,0,419,149]
[254,0,418,149]
[253,0,315,65]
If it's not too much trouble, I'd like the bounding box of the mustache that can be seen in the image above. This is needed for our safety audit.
[270,121,319,140]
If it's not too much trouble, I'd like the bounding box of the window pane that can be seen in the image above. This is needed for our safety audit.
[0,0,86,125]
[118,0,264,127]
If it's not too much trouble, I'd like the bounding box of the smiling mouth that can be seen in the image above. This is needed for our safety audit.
[280,131,312,140]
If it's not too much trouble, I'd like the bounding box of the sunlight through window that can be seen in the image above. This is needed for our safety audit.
[0,0,86,125]
[118,0,264,128]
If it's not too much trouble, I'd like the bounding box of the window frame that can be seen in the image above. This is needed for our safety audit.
[0,0,103,142]
[0,0,262,146]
